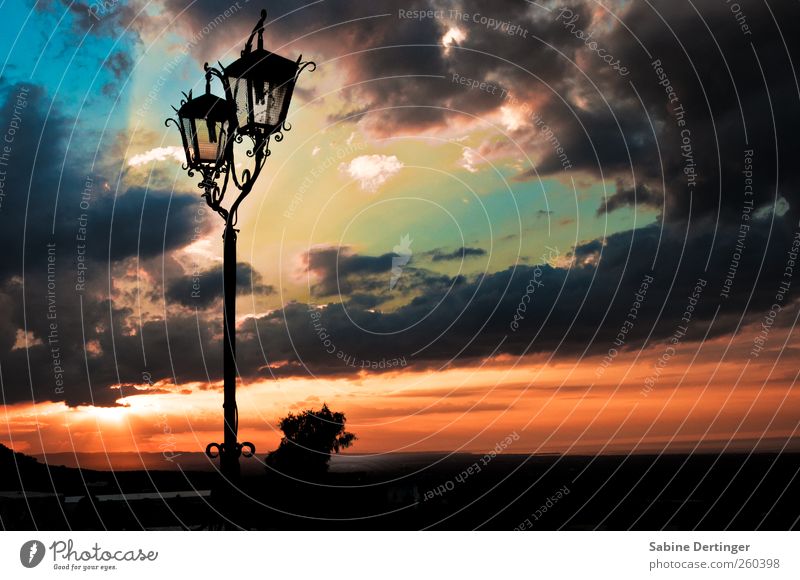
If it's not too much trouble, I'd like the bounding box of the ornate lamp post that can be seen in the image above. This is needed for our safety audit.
[166,9,314,480]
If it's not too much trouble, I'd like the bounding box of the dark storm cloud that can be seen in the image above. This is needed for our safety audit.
[53,0,152,40]
[160,0,569,134]
[598,178,662,216]
[305,246,456,299]
[165,261,275,309]
[344,293,385,309]
[102,51,134,96]
[0,82,205,277]
[6,203,798,403]
[0,81,210,406]
[106,51,133,81]
[305,246,395,296]
[429,246,487,262]
[233,213,800,379]
[527,0,800,225]
[47,210,762,387]
[570,238,603,266]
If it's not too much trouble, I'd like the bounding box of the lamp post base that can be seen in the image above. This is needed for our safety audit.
[205,441,256,480]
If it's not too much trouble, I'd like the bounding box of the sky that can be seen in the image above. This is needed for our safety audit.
[0,0,799,462]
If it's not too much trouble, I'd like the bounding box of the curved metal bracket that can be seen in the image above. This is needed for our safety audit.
[269,58,315,145]
[297,60,317,77]
[205,442,222,459]
[203,62,226,84]
[204,441,256,459]
[240,442,256,458]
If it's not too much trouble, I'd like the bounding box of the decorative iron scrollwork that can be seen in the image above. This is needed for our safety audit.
[205,442,222,459]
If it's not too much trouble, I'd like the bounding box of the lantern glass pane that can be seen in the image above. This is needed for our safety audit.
[181,117,227,164]
[180,117,195,161]
[251,79,287,127]
[230,74,289,131]
[195,119,228,162]
[231,76,250,129]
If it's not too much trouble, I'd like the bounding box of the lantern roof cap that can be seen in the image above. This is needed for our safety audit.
[178,92,231,123]
[224,47,298,81]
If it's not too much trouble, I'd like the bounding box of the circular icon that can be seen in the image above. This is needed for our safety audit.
[19,540,45,568]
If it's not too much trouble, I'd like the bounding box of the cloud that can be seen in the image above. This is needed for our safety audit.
[597,179,662,216]
[304,245,456,304]
[519,1,800,226]
[128,146,185,168]
[6,211,800,404]
[305,246,395,297]
[429,247,487,262]
[339,154,404,192]
[0,80,211,407]
[442,26,467,52]
[754,196,791,220]
[165,262,275,309]
[246,215,800,379]
[459,148,480,173]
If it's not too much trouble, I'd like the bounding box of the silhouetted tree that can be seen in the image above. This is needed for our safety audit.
[266,404,356,476]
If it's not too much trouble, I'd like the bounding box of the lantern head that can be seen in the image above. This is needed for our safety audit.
[176,90,231,170]
[224,47,299,137]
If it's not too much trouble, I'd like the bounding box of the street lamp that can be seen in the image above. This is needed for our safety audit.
[166,8,314,480]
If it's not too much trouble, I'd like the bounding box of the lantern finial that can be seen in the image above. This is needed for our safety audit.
[244,9,268,56]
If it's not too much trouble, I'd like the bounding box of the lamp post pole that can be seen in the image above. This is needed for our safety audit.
[214,143,263,480]
[221,217,239,479]
[166,8,314,481]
